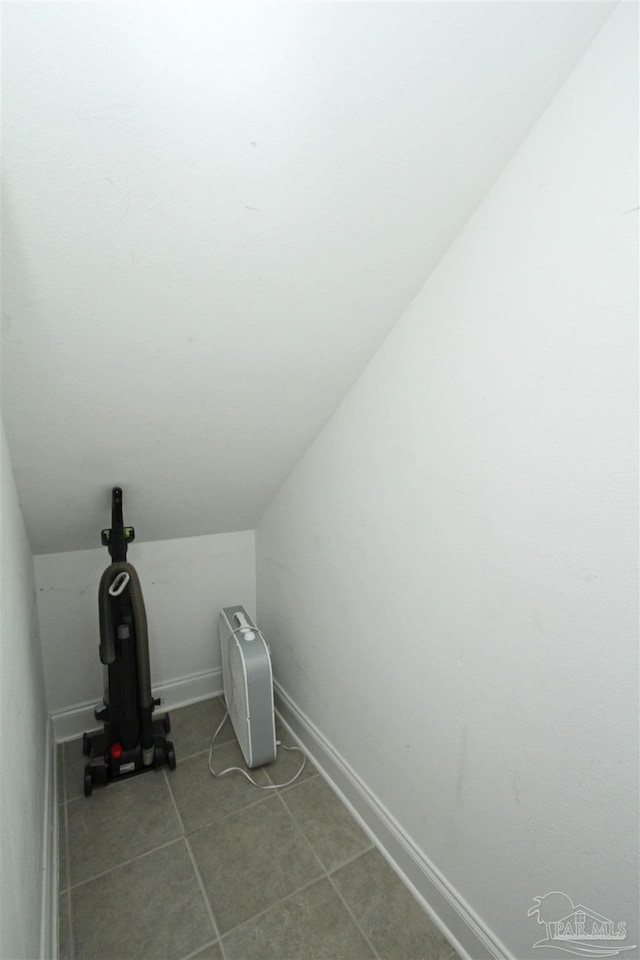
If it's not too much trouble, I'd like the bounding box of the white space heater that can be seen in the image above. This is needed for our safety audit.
[219,606,276,768]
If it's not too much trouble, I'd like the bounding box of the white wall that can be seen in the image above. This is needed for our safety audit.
[36,530,255,715]
[256,7,638,959]
[0,418,49,960]
[2,2,613,556]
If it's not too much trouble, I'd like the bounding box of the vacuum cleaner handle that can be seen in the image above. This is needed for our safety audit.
[108,487,127,562]
[101,487,136,558]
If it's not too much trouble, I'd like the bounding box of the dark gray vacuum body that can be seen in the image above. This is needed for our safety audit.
[82,487,175,796]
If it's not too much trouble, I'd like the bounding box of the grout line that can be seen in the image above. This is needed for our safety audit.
[68,836,184,891]
[180,937,221,960]
[215,853,379,958]
[163,769,228,960]
[219,873,328,944]
[63,703,378,960]
[62,746,76,960]
[170,736,236,766]
[274,788,326,867]
[268,767,320,792]
[326,843,377,877]
[326,871,382,960]
[274,696,473,960]
[169,791,327,946]
[197,790,274,829]
[261,738,317,791]
[60,889,72,960]
[276,788,381,960]
[63,820,74,960]
[160,766,187,842]
[180,783,276,839]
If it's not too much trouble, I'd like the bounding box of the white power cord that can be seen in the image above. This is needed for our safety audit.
[208,708,306,789]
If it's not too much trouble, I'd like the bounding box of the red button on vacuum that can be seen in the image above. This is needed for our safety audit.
[111,742,123,760]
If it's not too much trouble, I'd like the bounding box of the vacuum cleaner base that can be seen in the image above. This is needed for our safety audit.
[83,716,175,796]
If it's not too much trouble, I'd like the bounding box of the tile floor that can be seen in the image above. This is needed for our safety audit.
[58,697,460,960]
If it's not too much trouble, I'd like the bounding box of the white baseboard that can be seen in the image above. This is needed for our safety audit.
[50,667,223,742]
[41,716,57,960]
[154,667,223,710]
[273,680,512,960]
[46,670,224,958]
[47,671,509,958]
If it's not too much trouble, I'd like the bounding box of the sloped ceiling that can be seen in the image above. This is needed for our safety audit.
[1,2,613,554]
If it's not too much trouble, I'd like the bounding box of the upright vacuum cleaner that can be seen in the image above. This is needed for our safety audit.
[82,487,175,796]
